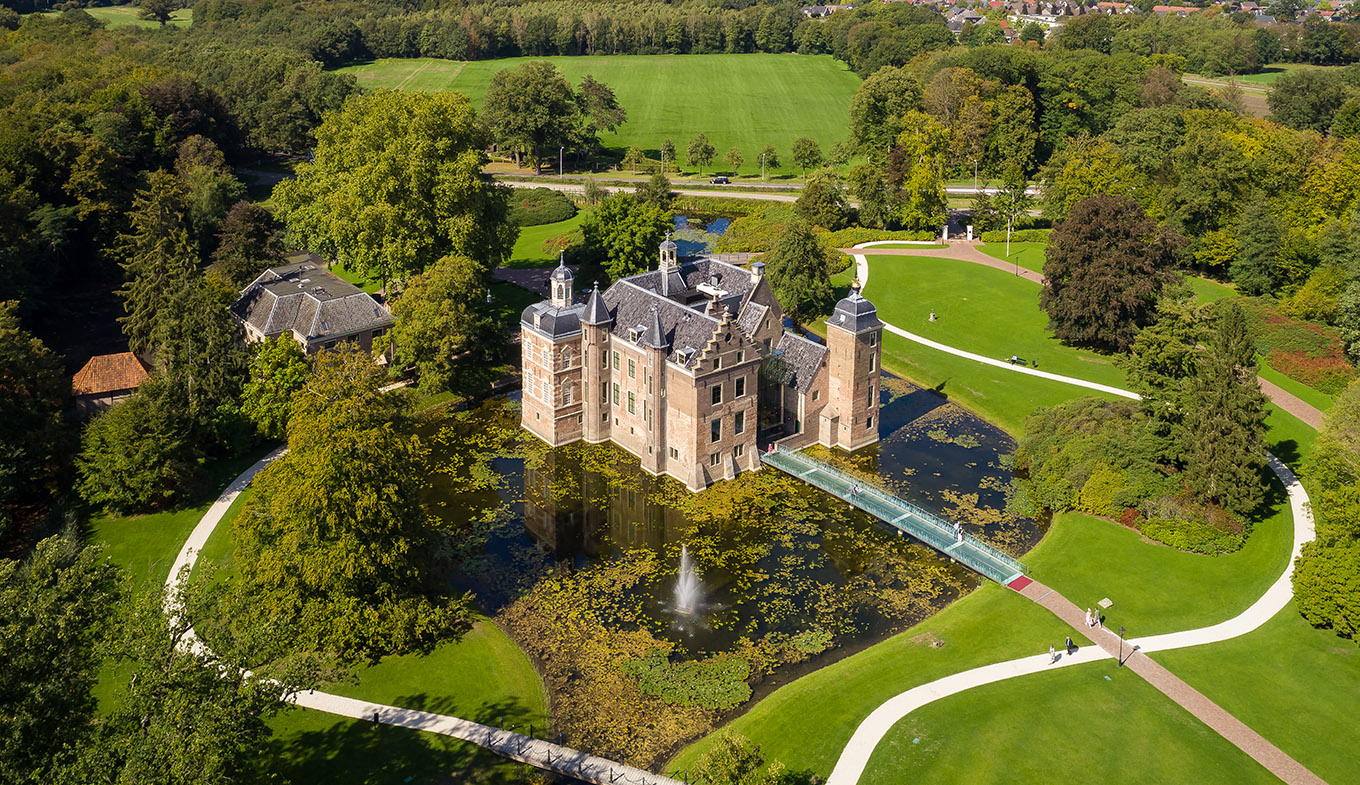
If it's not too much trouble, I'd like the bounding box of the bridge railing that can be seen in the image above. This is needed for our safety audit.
[763,449,1028,577]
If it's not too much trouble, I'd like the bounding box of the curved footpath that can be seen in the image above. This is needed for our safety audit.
[825,242,1326,785]
[164,449,684,785]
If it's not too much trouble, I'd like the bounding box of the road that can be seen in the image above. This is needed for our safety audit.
[500,179,1041,204]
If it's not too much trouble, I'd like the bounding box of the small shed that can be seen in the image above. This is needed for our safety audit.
[72,352,149,416]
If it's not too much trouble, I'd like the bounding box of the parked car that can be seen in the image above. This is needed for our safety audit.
[710,176,730,184]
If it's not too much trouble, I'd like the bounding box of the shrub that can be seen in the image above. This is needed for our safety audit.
[670,195,771,218]
[1078,465,1124,517]
[623,650,752,710]
[508,187,577,226]
[1139,517,1245,555]
[980,228,1052,243]
[820,227,937,246]
[1293,539,1360,643]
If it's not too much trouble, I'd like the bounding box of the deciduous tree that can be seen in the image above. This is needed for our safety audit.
[794,170,850,230]
[1040,195,1181,352]
[724,146,743,173]
[687,133,716,175]
[382,254,492,391]
[0,303,71,540]
[848,66,924,156]
[76,377,199,514]
[791,137,823,177]
[482,61,579,172]
[240,337,310,441]
[275,91,516,291]
[580,192,670,281]
[211,201,283,288]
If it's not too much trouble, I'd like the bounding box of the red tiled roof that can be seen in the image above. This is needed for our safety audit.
[72,352,149,396]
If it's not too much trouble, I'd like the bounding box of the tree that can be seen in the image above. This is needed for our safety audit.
[1040,195,1181,352]
[0,534,118,784]
[621,146,649,172]
[1268,68,1349,133]
[1020,22,1045,46]
[1231,197,1283,295]
[0,303,71,541]
[1181,301,1268,515]
[848,66,924,156]
[174,136,244,249]
[635,171,674,209]
[724,146,744,174]
[993,167,1033,236]
[848,162,892,229]
[660,138,676,173]
[1038,135,1142,219]
[692,731,787,785]
[989,85,1039,177]
[76,377,199,514]
[226,348,470,662]
[240,337,310,441]
[887,111,949,232]
[580,193,670,281]
[211,201,283,288]
[481,61,580,172]
[765,221,833,323]
[791,137,823,177]
[574,74,627,155]
[687,133,717,175]
[382,254,492,392]
[137,0,178,26]
[758,144,780,172]
[158,279,249,431]
[116,171,198,360]
[794,170,850,230]
[275,91,517,292]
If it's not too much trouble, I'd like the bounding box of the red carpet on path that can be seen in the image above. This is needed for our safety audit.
[1007,575,1033,591]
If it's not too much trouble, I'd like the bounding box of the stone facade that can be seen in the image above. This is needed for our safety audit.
[520,240,883,491]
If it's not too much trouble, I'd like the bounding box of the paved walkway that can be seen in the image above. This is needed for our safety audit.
[823,243,1330,785]
[164,450,684,785]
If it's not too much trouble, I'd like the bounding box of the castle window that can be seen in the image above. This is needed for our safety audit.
[628,391,635,414]
[613,383,620,406]
[602,348,608,365]
[867,415,874,430]
[541,346,549,365]
[710,418,721,443]
[869,353,876,371]
[709,453,722,466]
[736,350,744,363]
[734,444,744,458]
[734,410,745,435]
[564,383,574,404]
[628,358,636,379]
[669,447,679,459]
[714,356,722,370]
[711,384,722,405]
[562,347,574,369]
[735,377,746,397]
[870,334,877,347]
[868,383,875,408]
[812,390,820,401]
[613,350,620,370]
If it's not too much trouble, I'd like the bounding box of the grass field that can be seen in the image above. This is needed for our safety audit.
[335,55,861,178]
[1186,273,1237,304]
[979,241,1045,274]
[1154,602,1360,785]
[41,4,192,28]
[667,584,1087,779]
[859,657,1279,785]
[507,213,587,269]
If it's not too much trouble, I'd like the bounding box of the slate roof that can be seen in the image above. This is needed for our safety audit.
[232,262,393,343]
[521,301,586,339]
[737,300,769,338]
[774,333,828,394]
[71,352,148,396]
[828,289,884,334]
[603,280,720,369]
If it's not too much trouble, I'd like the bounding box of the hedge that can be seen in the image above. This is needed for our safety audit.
[820,227,937,246]
[1139,517,1245,555]
[509,187,577,226]
[979,228,1051,243]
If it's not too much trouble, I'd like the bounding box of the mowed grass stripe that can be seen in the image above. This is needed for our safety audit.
[335,54,861,176]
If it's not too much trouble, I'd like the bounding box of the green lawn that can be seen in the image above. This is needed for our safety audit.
[1186,273,1238,304]
[666,584,1087,779]
[1154,602,1360,785]
[335,55,861,178]
[506,213,587,269]
[1259,363,1335,413]
[41,4,192,28]
[860,657,1278,785]
[978,241,1045,274]
[1229,63,1343,86]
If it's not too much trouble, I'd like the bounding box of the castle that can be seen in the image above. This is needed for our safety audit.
[520,236,884,491]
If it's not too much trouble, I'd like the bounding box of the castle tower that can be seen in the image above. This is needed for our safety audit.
[823,282,883,451]
[639,306,668,476]
[581,282,612,444]
[520,257,585,447]
[659,232,681,297]
[659,232,678,269]
[550,253,573,307]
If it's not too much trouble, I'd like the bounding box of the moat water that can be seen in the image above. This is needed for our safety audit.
[423,378,1040,658]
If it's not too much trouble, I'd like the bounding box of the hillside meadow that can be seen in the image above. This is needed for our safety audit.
[335,54,861,177]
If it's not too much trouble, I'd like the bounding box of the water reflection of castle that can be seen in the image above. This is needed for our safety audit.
[523,452,695,558]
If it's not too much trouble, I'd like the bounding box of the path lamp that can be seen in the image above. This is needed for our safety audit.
[761,152,766,184]
[559,146,564,178]
[1118,625,1127,667]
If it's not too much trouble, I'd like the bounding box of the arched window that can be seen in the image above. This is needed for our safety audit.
[561,347,574,370]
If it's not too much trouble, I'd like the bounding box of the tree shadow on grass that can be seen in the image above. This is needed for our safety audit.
[269,694,545,785]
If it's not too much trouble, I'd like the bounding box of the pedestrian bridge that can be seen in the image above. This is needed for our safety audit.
[760,448,1028,585]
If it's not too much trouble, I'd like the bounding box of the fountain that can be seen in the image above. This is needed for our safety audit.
[674,544,702,616]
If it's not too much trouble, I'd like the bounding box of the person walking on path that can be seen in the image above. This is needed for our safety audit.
[1085,608,1093,628]
[1049,644,1058,664]
[1065,636,1074,655]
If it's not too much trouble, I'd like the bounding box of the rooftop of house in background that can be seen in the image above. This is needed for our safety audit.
[71,352,149,397]
[231,260,394,351]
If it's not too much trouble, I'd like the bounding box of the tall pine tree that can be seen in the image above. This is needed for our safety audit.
[117,171,197,360]
[1182,301,1268,515]
[1230,197,1281,296]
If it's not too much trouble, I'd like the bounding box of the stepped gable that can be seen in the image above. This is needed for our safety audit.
[774,332,828,393]
[602,280,720,370]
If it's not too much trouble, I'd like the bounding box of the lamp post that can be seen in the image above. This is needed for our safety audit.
[559,146,564,178]
[1118,625,1127,667]
[761,152,766,184]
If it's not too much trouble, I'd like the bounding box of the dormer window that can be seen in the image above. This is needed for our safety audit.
[678,347,695,364]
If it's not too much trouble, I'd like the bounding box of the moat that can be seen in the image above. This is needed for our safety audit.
[424,377,1041,659]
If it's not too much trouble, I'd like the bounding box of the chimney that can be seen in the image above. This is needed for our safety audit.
[750,261,765,284]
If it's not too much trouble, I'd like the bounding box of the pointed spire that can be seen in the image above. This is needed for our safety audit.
[643,305,668,349]
[582,281,611,326]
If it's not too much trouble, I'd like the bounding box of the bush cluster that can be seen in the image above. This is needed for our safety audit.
[979,228,1051,243]
[1234,297,1357,395]
[509,187,577,226]
[1139,517,1245,556]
